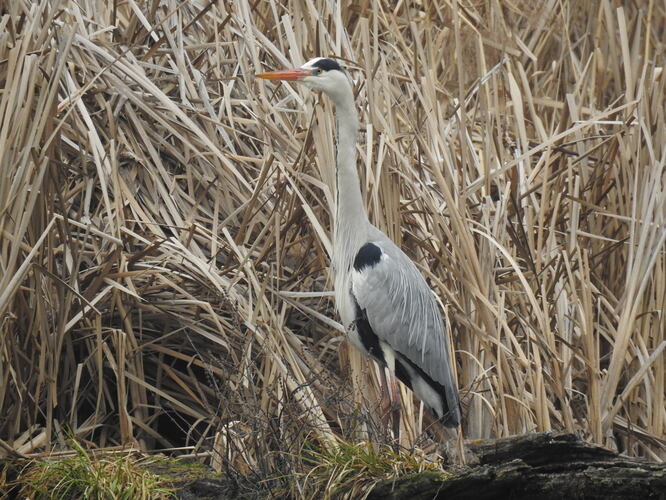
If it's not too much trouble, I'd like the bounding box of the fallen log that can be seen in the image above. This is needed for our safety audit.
[366,432,666,500]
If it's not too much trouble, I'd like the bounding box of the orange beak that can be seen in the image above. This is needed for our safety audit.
[256,68,310,81]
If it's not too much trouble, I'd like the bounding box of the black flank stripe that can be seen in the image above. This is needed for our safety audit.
[398,353,458,426]
[394,360,412,390]
[353,297,385,364]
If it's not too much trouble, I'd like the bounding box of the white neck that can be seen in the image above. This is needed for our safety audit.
[330,86,368,277]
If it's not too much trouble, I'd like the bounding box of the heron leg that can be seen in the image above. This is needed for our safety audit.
[387,372,401,445]
[379,367,401,444]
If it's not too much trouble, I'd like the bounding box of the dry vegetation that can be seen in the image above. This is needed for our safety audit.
[1,0,664,493]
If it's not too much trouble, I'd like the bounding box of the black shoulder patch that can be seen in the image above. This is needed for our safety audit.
[353,243,382,272]
[312,58,342,72]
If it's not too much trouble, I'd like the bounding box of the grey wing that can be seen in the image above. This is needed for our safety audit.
[351,232,459,416]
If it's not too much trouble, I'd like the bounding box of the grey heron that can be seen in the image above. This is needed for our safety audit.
[257,57,461,433]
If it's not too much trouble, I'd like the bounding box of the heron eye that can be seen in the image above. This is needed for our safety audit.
[312,69,322,76]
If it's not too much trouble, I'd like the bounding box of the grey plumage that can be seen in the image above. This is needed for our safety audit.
[340,225,461,426]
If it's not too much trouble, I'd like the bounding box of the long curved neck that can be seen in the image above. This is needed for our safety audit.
[331,90,368,273]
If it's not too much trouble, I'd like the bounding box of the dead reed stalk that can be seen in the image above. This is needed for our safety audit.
[0,1,663,484]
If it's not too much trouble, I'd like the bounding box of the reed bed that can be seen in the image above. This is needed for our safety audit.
[0,0,664,488]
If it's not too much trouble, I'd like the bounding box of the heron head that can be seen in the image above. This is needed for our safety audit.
[256,57,352,104]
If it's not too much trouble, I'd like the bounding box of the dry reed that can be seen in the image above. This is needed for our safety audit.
[0,0,664,488]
